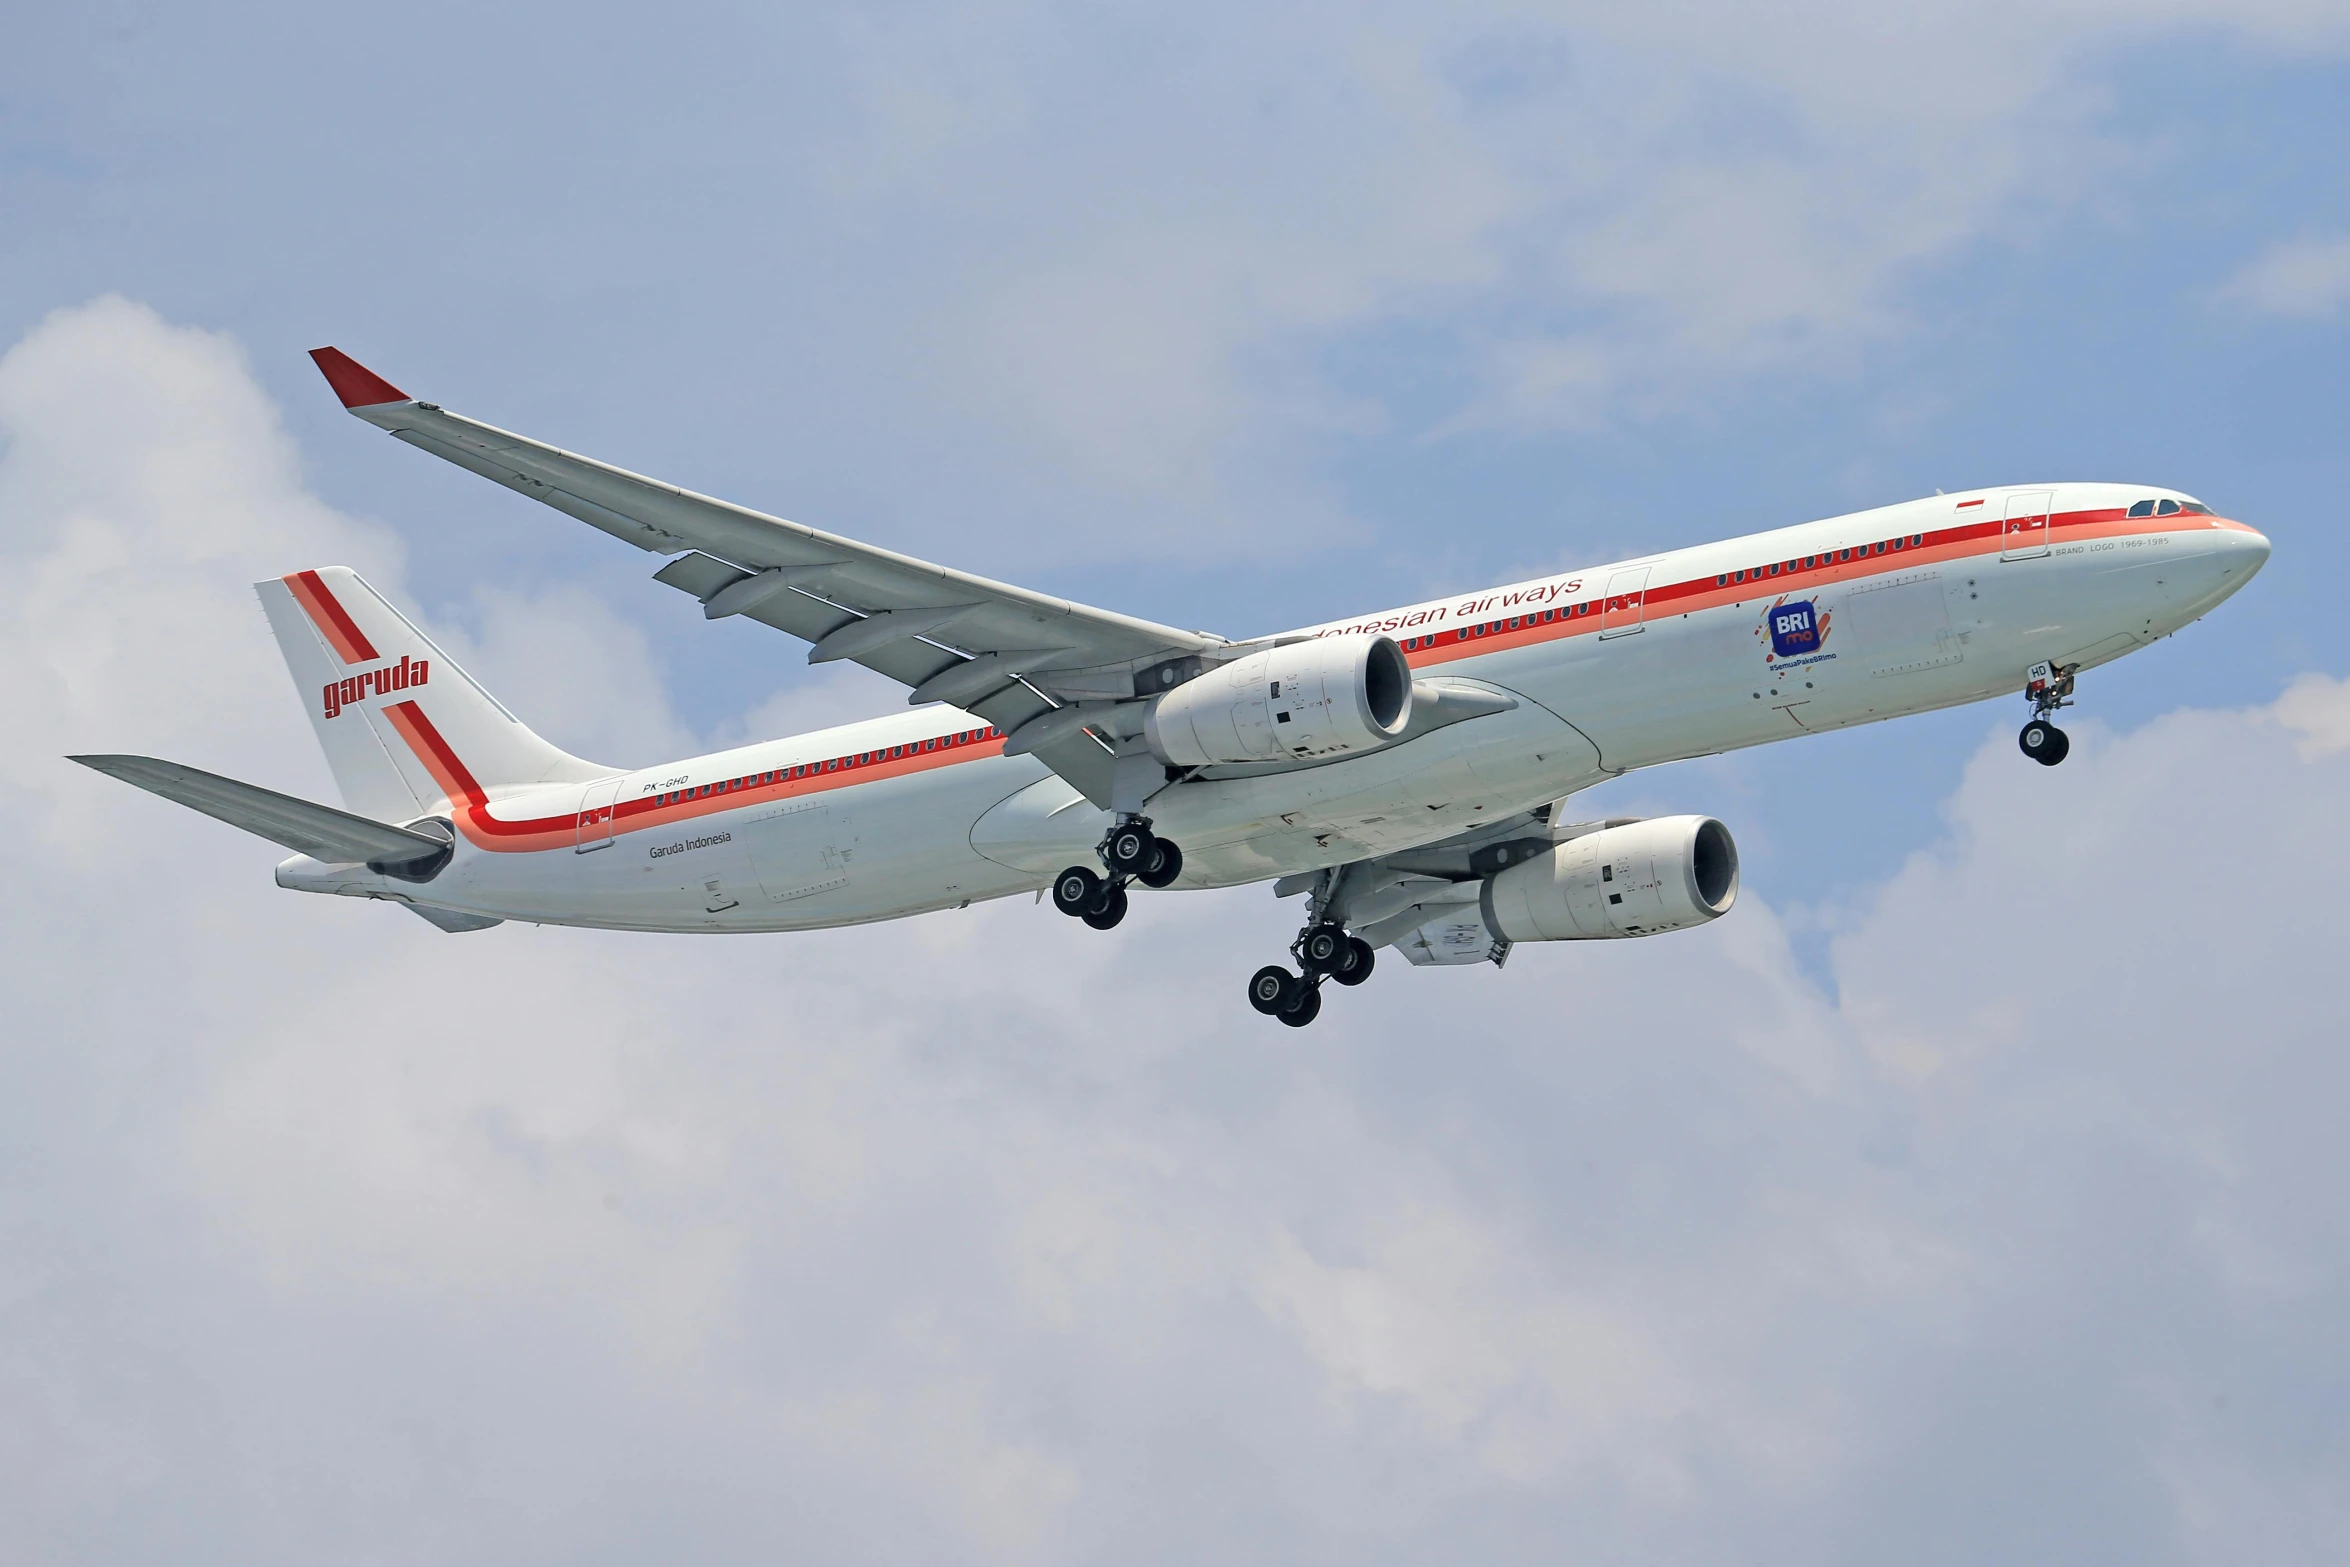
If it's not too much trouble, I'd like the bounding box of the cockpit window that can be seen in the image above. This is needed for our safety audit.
[2179,501,2213,515]
[2128,500,2155,517]
[2157,498,2180,516]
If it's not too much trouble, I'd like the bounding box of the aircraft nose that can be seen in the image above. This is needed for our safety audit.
[2172,521,2270,614]
[2235,523,2273,572]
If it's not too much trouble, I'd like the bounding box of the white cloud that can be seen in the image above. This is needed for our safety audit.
[4,303,2349,1562]
[2273,670,2350,755]
[2222,235,2350,319]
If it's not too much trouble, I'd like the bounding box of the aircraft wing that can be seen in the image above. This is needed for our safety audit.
[309,349,1230,806]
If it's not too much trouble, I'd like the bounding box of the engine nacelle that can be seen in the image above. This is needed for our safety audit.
[1480,815,1739,942]
[1145,634,1413,767]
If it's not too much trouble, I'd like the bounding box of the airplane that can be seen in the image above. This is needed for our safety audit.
[72,348,2272,1025]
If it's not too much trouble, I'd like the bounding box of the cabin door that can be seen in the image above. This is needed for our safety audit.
[575,775,625,853]
[2001,491,2052,561]
[1599,566,1651,638]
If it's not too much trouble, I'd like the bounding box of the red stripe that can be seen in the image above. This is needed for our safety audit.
[1392,506,2197,667]
[384,705,1015,854]
[384,501,2242,857]
[381,701,486,808]
[285,571,380,663]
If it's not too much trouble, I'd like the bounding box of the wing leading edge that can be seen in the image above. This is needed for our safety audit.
[308,348,1229,806]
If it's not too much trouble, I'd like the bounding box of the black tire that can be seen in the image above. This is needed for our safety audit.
[1300,924,1349,974]
[2042,726,2071,766]
[1136,838,1183,889]
[1081,881,1128,930]
[1052,865,1102,916]
[1278,983,1322,1027]
[2019,719,2059,762]
[1106,825,1156,875]
[1248,964,1298,1015]
[1330,937,1375,986]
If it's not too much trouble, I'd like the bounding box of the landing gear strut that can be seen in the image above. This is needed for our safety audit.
[1244,884,1378,1026]
[2019,660,2077,767]
[1051,817,1182,932]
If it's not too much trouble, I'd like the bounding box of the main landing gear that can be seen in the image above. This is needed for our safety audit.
[1246,920,1375,1028]
[1051,817,1182,932]
[2018,659,2078,767]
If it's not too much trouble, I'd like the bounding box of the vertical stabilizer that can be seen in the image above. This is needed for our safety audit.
[257,568,608,820]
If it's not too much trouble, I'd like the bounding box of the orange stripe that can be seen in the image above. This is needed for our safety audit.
[381,701,484,807]
[284,571,379,664]
[367,506,2244,857]
[1392,507,2227,668]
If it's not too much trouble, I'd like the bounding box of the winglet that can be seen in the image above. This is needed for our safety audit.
[308,347,409,409]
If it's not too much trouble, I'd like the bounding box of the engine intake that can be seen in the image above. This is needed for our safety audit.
[1480,815,1738,942]
[1145,634,1413,767]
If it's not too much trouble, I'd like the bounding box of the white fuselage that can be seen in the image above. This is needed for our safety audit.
[278,483,2270,931]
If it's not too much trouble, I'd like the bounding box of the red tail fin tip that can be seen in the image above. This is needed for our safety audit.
[308,347,409,409]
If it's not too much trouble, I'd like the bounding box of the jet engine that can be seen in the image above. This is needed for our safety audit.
[1480,815,1739,942]
[1145,634,1414,767]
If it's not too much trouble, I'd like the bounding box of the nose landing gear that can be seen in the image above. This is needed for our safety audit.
[2018,660,2078,767]
[2018,718,2070,765]
[1051,817,1183,932]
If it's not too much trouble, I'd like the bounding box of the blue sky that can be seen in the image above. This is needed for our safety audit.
[6,6,2350,1561]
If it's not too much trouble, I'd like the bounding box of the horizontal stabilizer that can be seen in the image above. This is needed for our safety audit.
[70,754,448,868]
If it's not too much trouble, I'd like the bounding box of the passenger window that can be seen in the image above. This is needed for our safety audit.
[1769,563,1781,575]
[2128,499,2155,517]
[2157,499,2180,516]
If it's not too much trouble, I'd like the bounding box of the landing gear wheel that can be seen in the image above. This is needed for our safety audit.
[1278,983,1322,1027]
[2019,719,2069,766]
[1052,865,1104,917]
[1299,923,1351,975]
[1105,823,1158,875]
[1330,937,1375,986]
[1248,964,1300,1015]
[1081,881,1129,930]
[1136,838,1183,889]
